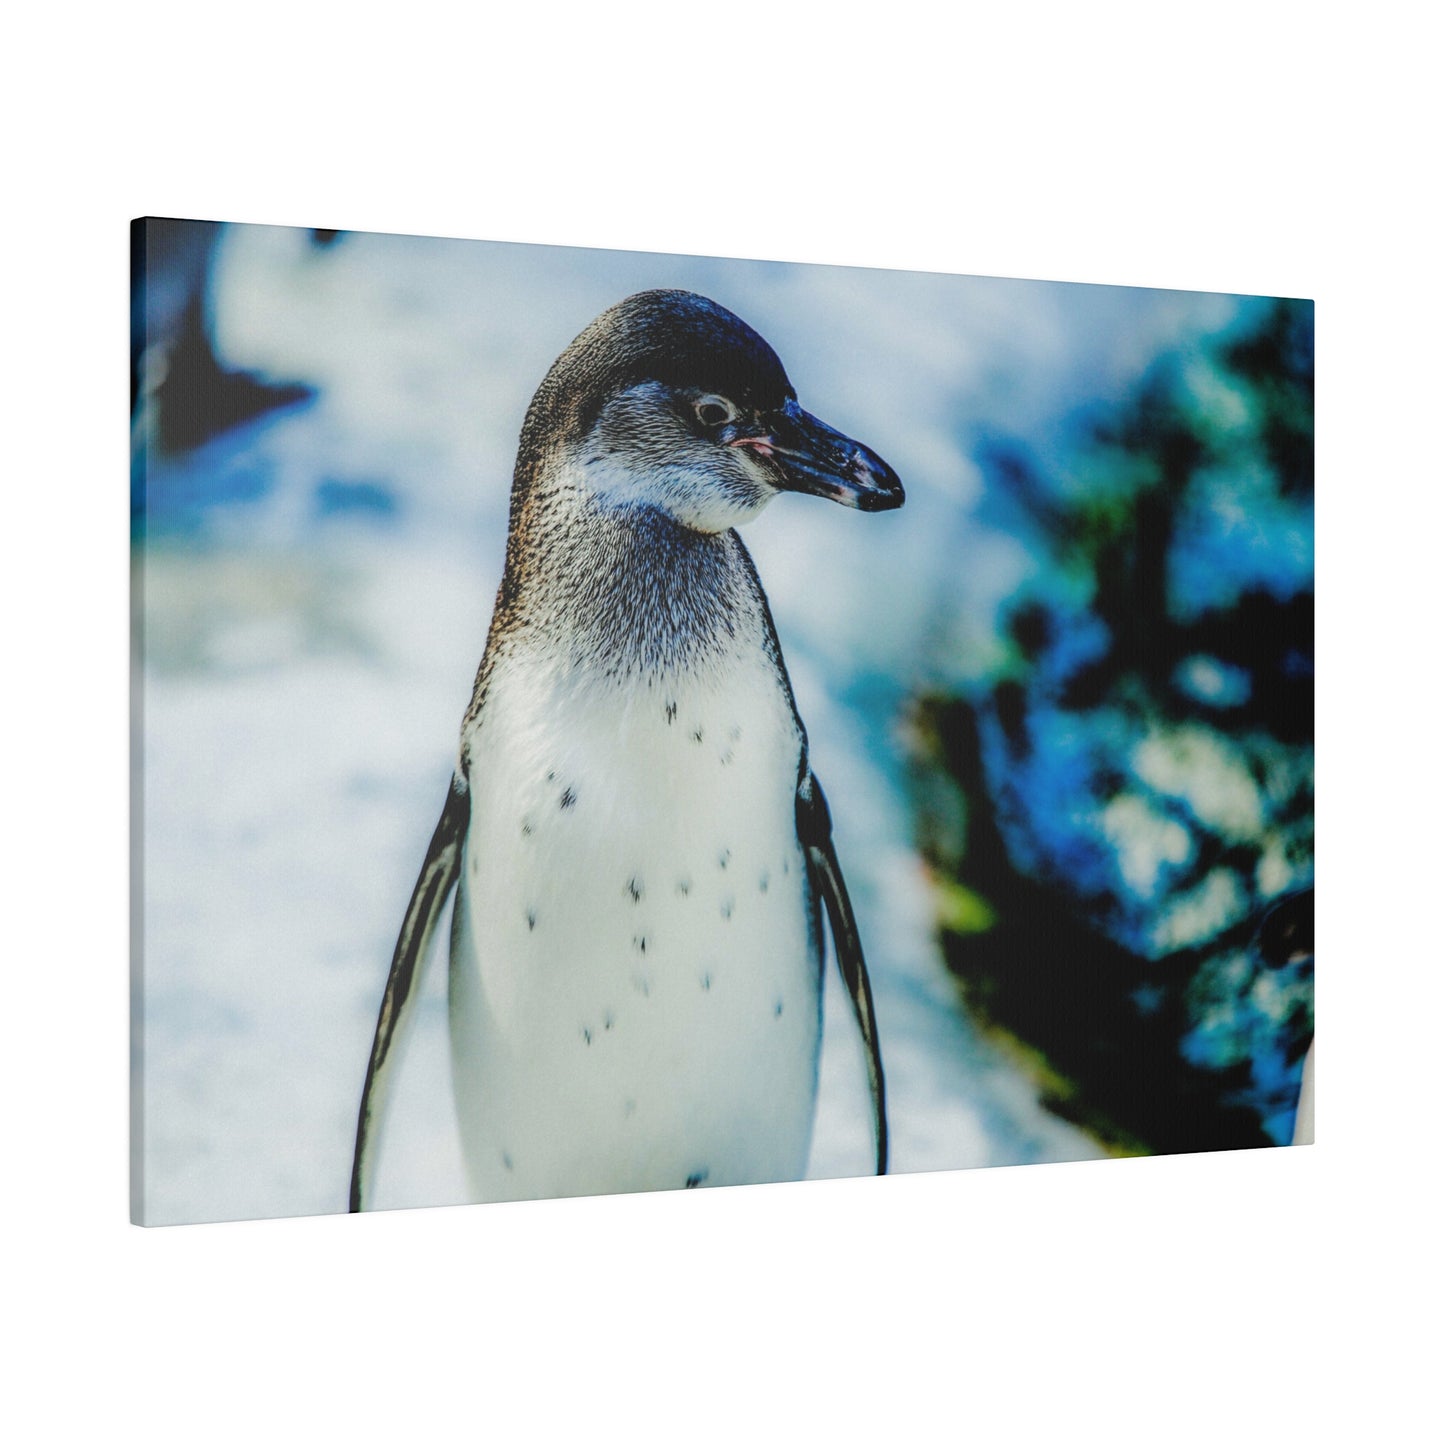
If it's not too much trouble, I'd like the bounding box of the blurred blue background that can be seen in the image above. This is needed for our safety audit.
[132,219,1313,1224]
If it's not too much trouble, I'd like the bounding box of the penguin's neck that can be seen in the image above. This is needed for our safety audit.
[498,486,766,683]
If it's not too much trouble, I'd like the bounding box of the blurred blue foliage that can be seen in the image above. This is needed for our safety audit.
[913,297,1313,1151]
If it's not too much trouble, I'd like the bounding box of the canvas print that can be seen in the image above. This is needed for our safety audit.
[131,220,1314,1225]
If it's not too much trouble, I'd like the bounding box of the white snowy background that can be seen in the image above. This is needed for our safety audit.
[135,225,1251,1223]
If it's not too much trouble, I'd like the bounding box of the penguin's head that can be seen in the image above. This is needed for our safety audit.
[518,290,903,534]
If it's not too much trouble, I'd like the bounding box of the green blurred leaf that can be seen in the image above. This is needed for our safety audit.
[935,878,997,935]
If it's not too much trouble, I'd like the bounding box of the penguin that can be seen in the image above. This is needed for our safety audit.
[350,289,902,1211]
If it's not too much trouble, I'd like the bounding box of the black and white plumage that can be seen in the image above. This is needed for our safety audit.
[350,289,902,1210]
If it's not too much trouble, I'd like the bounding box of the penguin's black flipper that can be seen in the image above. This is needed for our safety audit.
[350,774,470,1212]
[796,770,888,1175]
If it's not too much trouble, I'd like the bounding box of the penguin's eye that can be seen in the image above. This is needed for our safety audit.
[694,395,737,429]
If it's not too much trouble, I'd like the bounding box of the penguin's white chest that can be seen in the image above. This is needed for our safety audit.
[449,651,821,1201]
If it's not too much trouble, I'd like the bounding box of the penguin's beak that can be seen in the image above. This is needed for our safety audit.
[732,400,904,512]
